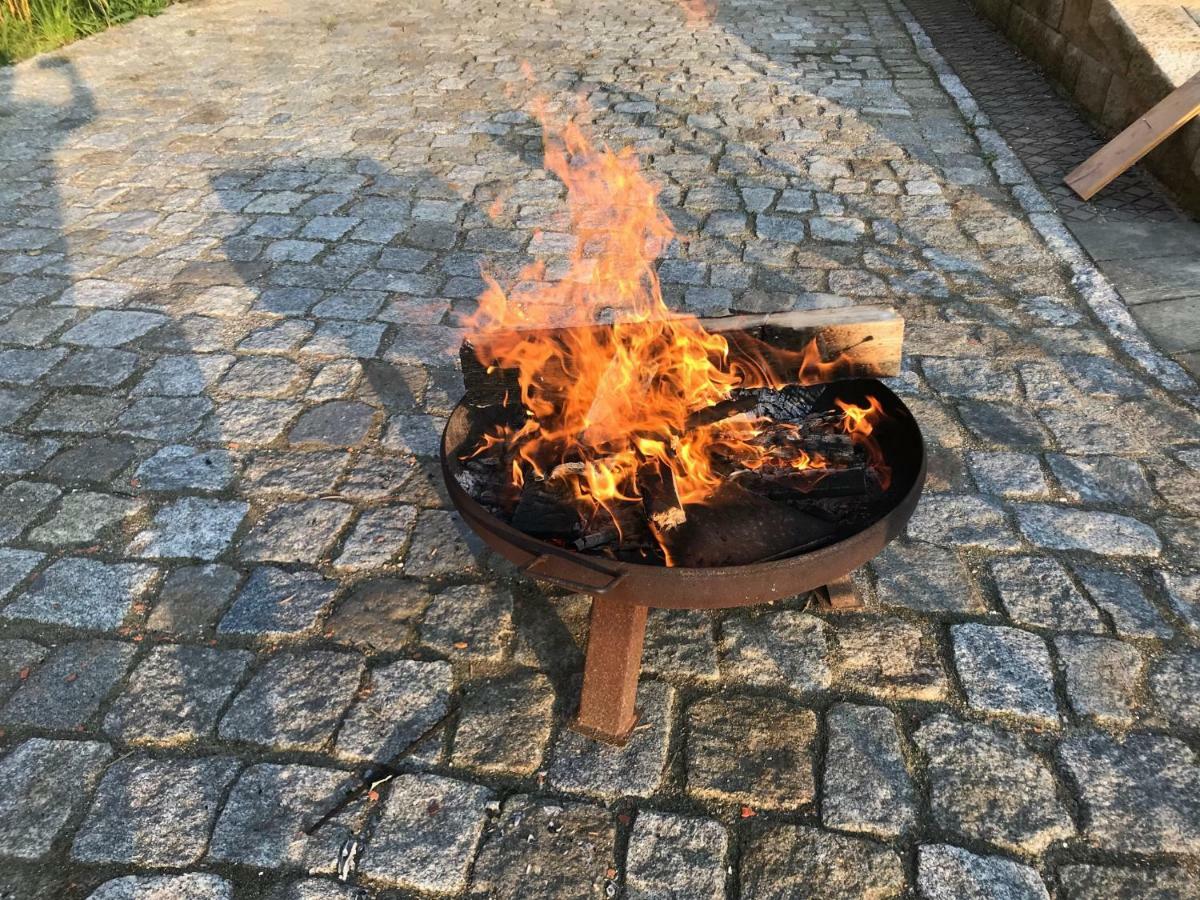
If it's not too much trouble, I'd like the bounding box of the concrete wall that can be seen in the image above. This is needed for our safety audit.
[969,0,1200,212]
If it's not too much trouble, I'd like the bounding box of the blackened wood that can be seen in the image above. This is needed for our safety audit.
[734,465,869,500]
[511,478,581,538]
[639,465,687,532]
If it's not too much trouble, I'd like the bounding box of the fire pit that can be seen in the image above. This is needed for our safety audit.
[438,105,926,743]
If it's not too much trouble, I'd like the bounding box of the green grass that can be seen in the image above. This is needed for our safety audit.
[1,0,170,66]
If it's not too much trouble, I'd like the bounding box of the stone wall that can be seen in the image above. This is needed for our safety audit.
[970,0,1200,212]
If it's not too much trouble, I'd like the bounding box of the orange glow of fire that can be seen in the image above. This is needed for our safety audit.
[464,104,887,539]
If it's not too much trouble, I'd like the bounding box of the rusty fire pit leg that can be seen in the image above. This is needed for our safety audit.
[571,598,648,746]
[819,574,863,610]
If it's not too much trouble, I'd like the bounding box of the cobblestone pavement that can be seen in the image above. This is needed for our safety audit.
[1,0,1199,897]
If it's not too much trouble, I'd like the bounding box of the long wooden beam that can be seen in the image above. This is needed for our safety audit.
[1065,71,1200,201]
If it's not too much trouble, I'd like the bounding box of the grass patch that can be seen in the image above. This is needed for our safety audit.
[1,0,170,65]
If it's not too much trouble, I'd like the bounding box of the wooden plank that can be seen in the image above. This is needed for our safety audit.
[461,305,904,406]
[1066,71,1200,201]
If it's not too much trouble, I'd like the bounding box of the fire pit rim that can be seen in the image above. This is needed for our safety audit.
[441,378,927,609]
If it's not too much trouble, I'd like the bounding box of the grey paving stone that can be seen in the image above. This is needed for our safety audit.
[0,386,39,427]
[1046,454,1154,507]
[72,755,240,865]
[240,499,353,564]
[451,670,555,776]
[134,354,235,397]
[135,445,237,491]
[831,617,948,701]
[240,450,348,496]
[907,494,1021,550]
[359,773,492,892]
[1057,864,1199,900]
[333,505,417,570]
[104,645,253,745]
[990,556,1104,632]
[45,348,139,388]
[739,824,905,900]
[288,400,376,447]
[871,541,984,614]
[218,357,305,398]
[2,557,157,630]
[128,497,247,560]
[0,639,46,702]
[204,398,300,445]
[40,437,137,483]
[61,310,167,347]
[968,451,1047,498]
[642,608,720,682]
[220,650,364,751]
[0,433,60,475]
[325,577,430,652]
[116,396,210,441]
[1074,566,1173,639]
[261,881,366,900]
[30,394,124,433]
[419,582,513,661]
[1053,635,1142,725]
[381,413,444,457]
[0,639,137,730]
[0,482,59,543]
[468,795,617,900]
[916,715,1073,854]
[1161,571,1200,632]
[0,547,43,600]
[1014,504,1161,557]
[26,491,142,546]
[626,811,728,900]
[953,624,1059,725]
[0,348,67,384]
[823,704,916,838]
[917,844,1049,900]
[1058,732,1200,855]
[218,566,337,639]
[147,564,240,636]
[958,401,1051,448]
[1149,649,1200,731]
[403,509,487,577]
[208,764,368,873]
[686,693,816,811]
[335,658,451,764]
[719,609,830,692]
[0,738,112,860]
[924,358,1018,401]
[86,875,234,900]
[548,680,673,799]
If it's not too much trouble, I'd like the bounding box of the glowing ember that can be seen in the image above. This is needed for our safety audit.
[462,105,888,562]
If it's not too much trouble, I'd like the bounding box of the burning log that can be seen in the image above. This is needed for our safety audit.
[639,465,687,532]
[731,465,870,500]
[460,305,904,408]
[511,474,582,539]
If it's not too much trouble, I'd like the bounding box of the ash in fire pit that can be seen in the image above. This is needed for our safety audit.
[456,382,894,567]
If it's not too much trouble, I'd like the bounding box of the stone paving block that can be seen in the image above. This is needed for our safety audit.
[468,795,617,900]
[0,737,112,860]
[1056,635,1143,724]
[1057,864,1199,900]
[86,875,234,900]
[626,811,728,900]
[0,638,46,702]
[0,433,60,475]
[419,582,513,661]
[404,509,490,577]
[40,437,137,483]
[907,493,1021,550]
[325,577,430,652]
[451,670,555,776]
[73,755,241,865]
[134,354,235,397]
[240,499,353,564]
[968,451,1047,498]
[135,445,238,491]
[336,453,416,500]
[382,413,446,456]
[218,357,306,398]
[739,824,905,900]
[31,394,124,433]
[333,505,417,571]
[1046,454,1153,507]
[46,348,139,389]
[642,608,720,682]
[220,650,364,751]
[205,398,300,445]
[335,658,451,763]
[953,624,1059,725]
[147,563,240,636]
[0,481,60,542]
[1014,504,1161,557]
[831,617,948,701]
[116,396,211,442]
[105,645,254,745]
[0,348,67,384]
[1160,571,1200,632]
[719,609,831,693]
[241,450,348,496]
[1074,565,1173,639]
[0,387,39,427]
[823,704,916,838]
[547,680,673,799]
[924,357,1018,401]
[917,844,1049,900]
[208,764,368,873]
[25,491,141,546]
[288,400,376,447]
[127,497,247,560]
[61,310,167,347]
[870,541,984,614]
[916,715,1073,854]
[359,773,492,892]
[1,639,137,730]
[261,881,366,900]
[1148,649,1200,731]
[686,693,816,811]
[0,546,43,599]
[218,566,336,638]
[1058,732,1200,855]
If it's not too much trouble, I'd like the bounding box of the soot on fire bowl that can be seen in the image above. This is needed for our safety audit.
[440,378,926,745]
